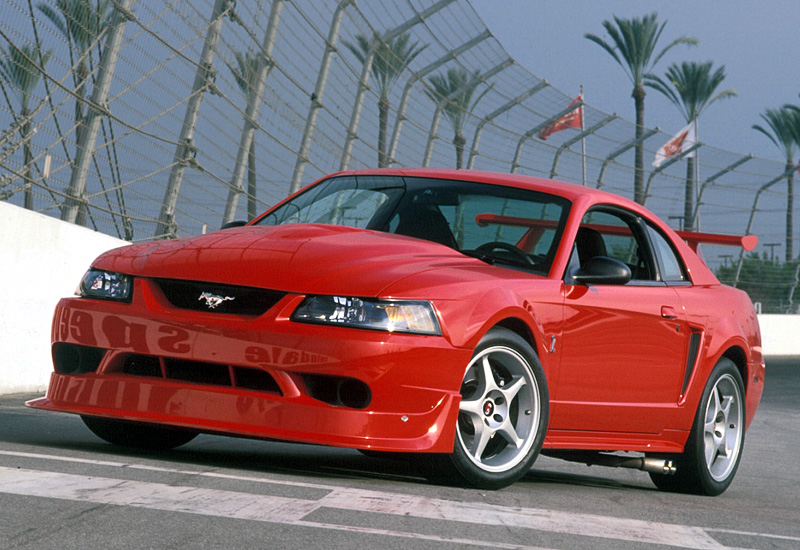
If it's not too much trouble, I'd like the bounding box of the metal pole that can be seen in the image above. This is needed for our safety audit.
[466,82,549,170]
[60,0,133,224]
[340,0,457,172]
[549,114,616,179]
[290,0,353,194]
[509,101,585,174]
[222,0,284,225]
[691,154,752,230]
[387,31,491,168]
[422,59,513,167]
[733,164,798,287]
[642,142,702,206]
[596,128,658,189]
[155,0,230,239]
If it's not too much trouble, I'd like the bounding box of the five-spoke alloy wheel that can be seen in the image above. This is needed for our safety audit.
[449,328,548,489]
[649,358,746,495]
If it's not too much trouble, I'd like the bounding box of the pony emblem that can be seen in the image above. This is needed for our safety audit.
[198,291,235,309]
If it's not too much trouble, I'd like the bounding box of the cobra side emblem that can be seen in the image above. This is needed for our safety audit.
[199,291,235,309]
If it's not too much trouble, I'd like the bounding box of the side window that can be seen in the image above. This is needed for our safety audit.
[576,209,655,281]
[647,224,688,283]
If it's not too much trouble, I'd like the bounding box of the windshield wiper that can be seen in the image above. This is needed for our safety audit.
[460,250,496,265]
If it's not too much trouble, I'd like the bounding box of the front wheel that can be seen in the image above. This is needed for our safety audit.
[81,416,198,450]
[447,328,549,489]
[649,358,746,496]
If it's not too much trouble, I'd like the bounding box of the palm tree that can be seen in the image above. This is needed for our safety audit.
[0,42,52,209]
[753,106,799,262]
[230,49,260,221]
[585,13,697,204]
[38,0,112,133]
[646,61,736,230]
[344,32,426,167]
[425,67,492,169]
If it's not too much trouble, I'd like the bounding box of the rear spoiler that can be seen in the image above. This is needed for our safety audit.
[675,231,758,253]
[474,213,758,255]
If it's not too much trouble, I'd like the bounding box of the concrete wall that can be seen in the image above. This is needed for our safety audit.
[0,201,796,395]
[1,201,127,394]
[755,315,798,357]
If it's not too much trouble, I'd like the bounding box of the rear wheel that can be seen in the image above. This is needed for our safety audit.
[447,328,548,489]
[81,416,198,450]
[649,358,745,496]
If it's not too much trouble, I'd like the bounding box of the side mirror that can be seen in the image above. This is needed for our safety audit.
[220,220,247,230]
[568,256,632,286]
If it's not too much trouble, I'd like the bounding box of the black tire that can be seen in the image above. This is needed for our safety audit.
[81,416,198,450]
[444,327,549,490]
[649,358,746,496]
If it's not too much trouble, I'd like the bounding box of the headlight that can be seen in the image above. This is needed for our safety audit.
[292,295,441,335]
[78,269,132,301]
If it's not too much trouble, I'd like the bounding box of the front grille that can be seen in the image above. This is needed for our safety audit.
[121,354,282,395]
[155,279,286,316]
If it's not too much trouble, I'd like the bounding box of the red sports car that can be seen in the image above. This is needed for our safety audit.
[28,169,764,494]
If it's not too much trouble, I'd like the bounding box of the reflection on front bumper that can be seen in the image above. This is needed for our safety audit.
[37,293,470,452]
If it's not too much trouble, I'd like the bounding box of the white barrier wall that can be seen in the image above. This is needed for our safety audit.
[755,315,798,357]
[1,201,127,394]
[0,201,796,395]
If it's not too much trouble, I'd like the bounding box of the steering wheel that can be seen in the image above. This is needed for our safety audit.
[475,241,535,266]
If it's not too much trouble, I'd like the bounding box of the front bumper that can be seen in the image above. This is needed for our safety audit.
[27,280,471,453]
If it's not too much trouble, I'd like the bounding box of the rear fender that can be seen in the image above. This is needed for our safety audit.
[686,314,763,429]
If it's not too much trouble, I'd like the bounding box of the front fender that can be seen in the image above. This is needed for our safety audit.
[433,281,564,373]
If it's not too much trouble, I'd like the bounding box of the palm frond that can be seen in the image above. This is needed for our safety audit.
[343,31,426,98]
[38,0,113,54]
[0,43,52,110]
[753,106,797,160]
[646,60,736,122]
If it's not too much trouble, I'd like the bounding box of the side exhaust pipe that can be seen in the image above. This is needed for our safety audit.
[542,451,676,475]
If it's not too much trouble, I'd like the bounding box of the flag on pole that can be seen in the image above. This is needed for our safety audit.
[539,95,583,140]
[653,122,696,167]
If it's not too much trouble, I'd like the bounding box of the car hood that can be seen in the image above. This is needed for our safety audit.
[93,223,483,297]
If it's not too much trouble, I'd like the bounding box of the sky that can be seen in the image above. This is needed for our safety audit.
[470,0,800,162]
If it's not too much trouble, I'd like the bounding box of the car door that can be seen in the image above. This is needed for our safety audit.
[552,207,689,435]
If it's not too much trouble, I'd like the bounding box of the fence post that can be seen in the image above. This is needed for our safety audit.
[466,82,548,170]
[60,0,134,224]
[692,154,752,230]
[641,142,702,207]
[733,165,798,287]
[339,0,457,172]
[509,100,584,174]
[155,0,230,238]
[388,31,491,167]
[549,114,616,179]
[421,58,513,167]
[222,0,285,225]
[289,0,353,195]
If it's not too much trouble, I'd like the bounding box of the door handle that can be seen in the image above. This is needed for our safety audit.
[661,306,678,319]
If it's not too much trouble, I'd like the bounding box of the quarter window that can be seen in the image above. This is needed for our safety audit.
[647,224,687,282]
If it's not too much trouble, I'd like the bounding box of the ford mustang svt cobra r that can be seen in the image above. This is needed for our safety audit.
[28,169,764,494]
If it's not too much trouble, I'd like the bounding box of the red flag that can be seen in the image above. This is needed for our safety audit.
[539,95,583,140]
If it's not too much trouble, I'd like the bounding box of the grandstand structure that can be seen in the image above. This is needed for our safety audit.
[1,0,796,309]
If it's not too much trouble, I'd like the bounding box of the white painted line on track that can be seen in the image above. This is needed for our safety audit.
[5,450,798,548]
[0,455,725,550]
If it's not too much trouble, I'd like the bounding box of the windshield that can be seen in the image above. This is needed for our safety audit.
[256,175,570,274]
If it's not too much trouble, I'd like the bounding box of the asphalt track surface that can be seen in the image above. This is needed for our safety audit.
[1,357,798,550]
